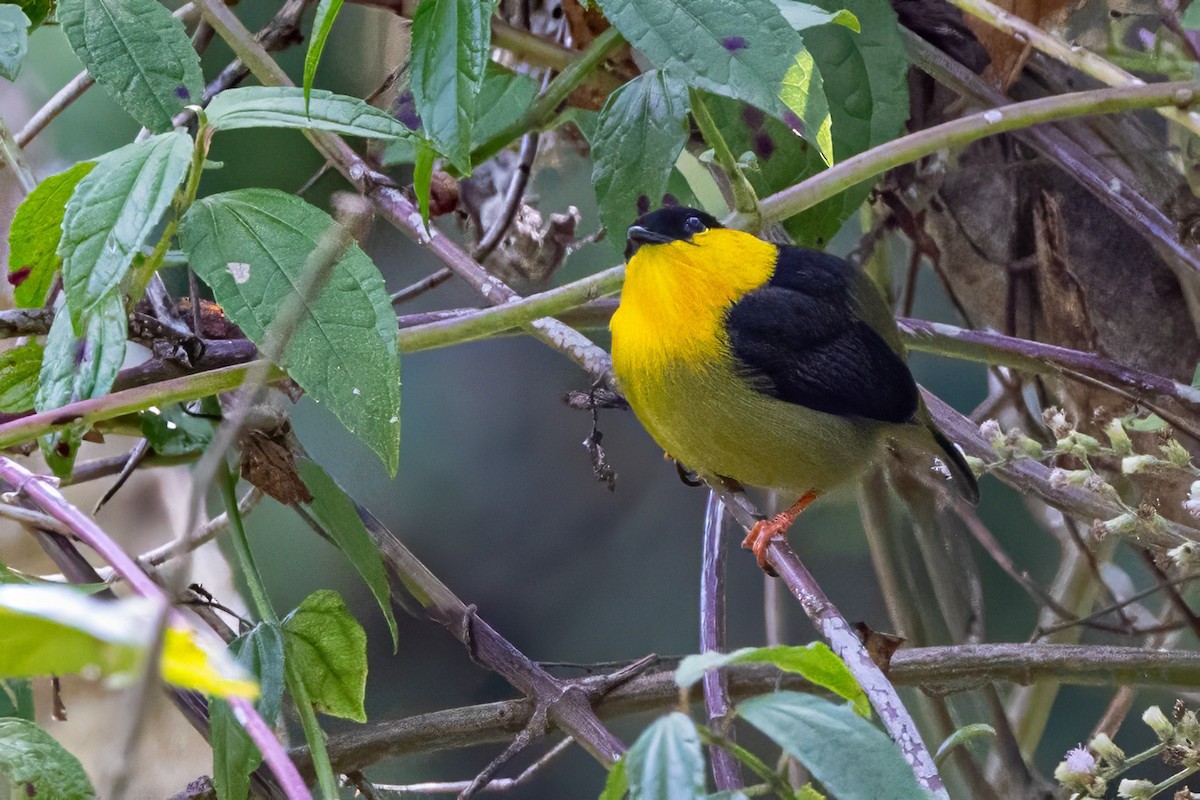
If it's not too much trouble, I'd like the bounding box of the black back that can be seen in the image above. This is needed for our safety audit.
[725,246,919,424]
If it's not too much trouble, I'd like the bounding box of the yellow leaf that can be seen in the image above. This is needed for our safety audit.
[160,626,259,700]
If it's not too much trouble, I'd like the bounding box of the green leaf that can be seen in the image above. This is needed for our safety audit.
[0,584,150,681]
[1185,3,1200,29]
[410,0,495,171]
[597,0,800,118]
[303,0,344,109]
[12,0,51,29]
[805,0,907,159]
[281,590,367,722]
[625,712,705,800]
[780,46,832,165]
[1191,360,1200,390]
[178,189,401,475]
[140,401,216,456]
[211,622,285,800]
[58,0,203,131]
[599,757,628,800]
[297,458,398,651]
[0,718,96,800]
[676,643,868,717]
[60,131,193,329]
[206,86,414,139]
[472,63,538,149]
[591,70,689,248]
[774,2,859,32]
[7,161,96,308]
[0,679,34,721]
[0,341,43,413]
[738,692,925,800]
[35,292,127,476]
[414,140,435,229]
[0,5,29,81]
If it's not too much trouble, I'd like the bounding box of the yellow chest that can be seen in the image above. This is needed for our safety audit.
[610,230,776,377]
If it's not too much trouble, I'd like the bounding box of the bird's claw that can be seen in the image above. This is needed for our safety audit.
[743,516,788,575]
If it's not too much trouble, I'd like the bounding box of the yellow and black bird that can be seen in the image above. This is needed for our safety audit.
[609,206,979,570]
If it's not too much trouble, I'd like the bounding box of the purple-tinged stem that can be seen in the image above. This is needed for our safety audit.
[699,491,743,790]
[0,457,312,800]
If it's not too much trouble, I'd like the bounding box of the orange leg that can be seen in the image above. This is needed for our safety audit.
[742,490,820,573]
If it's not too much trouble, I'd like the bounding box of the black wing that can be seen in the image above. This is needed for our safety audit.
[725,246,918,424]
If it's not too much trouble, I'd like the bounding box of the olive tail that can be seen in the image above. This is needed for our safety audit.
[930,427,980,505]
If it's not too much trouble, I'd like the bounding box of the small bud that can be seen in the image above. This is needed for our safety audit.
[1121,455,1160,475]
[1050,468,1091,489]
[1168,542,1200,571]
[1055,745,1096,782]
[1044,407,1072,438]
[1143,705,1175,741]
[1084,474,1118,499]
[1059,432,1103,457]
[980,419,1005,452]
[1014,433,1044,459]
[1162,438,1192,468]
[1105,418,1133,456]
[1099,512,1139,538]
[1088,732,1124,764]
[1118,778,1156,799]
[1177,709,1200,741]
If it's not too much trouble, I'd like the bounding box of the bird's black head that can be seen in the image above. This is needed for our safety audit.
[625,207,723,260]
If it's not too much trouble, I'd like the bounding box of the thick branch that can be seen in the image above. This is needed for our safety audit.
[294,644,1200,777]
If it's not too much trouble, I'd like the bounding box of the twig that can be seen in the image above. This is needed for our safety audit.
[0,458,310,799]
[0,114,36,194]
[15,71,95,147]
[391,267,454,306]
[474,132,540,260]
[0,503,77,537]
[372,738,574,796]
[946,0,1200,136]
[736,81,1200,232]
[699,491,743,791]
[689,88,758,220]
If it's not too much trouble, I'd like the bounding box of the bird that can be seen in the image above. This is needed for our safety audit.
[609,206,979,571]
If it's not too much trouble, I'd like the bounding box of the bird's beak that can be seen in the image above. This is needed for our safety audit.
[625,225,673,260]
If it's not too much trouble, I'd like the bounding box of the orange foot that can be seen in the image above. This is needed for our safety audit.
[742,490,820,573]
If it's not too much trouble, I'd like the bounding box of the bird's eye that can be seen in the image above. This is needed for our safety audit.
[684,216,707,235]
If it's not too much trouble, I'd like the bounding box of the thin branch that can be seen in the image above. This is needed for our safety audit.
[946,0,1200,136]
[0,113,36,194]
[699,491,743,791]
[735,81,1200,233]
[372,738,574,796]
[474,132,540,260]
[390,267,454,305]
[0,458,310,799]
[0,361,274,452]
[15,71,95,147]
